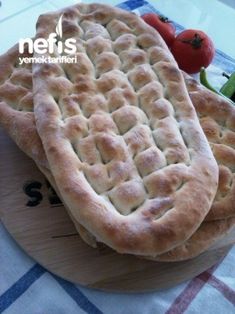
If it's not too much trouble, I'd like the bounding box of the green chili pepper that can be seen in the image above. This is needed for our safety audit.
[199,67,234,105]
[220,72,235,99]
[199,67,221,95]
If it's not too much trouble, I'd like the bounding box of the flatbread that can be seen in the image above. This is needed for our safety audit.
[32,3,218,257]
[184,74,235,221]
[154,75,235,261]
[154,217,235,261]
[0,44,97,248]
[0,42,234,260]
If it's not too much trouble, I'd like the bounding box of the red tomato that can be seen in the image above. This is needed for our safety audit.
[171,29,215,74]
[141,13,175,47]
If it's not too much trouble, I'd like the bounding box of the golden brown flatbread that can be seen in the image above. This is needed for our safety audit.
[32,3,218,257]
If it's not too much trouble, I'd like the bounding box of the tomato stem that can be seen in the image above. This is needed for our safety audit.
[159,15,171,23]
[181,33,203,49]
[222,72,230,79]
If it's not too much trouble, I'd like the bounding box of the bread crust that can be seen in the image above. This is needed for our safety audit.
[183,73,235,221]
[0,44,98,247]
[33,3,218,256]
[154,217,235,261]
[0,45,47,168]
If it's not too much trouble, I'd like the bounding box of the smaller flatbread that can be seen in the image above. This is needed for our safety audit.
[184,74,235,221]
[154,217,235,261]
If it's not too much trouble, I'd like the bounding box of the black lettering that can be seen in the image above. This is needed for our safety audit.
[45,180,62,205]
[23,181,43,206]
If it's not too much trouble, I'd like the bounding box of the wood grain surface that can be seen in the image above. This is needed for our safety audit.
[0,127,233,292]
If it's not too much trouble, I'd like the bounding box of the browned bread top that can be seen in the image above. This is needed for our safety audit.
[32,3,218,256]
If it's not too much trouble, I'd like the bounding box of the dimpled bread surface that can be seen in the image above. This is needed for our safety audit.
[31,3,218,257]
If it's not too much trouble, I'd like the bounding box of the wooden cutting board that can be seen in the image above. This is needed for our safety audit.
[0,127,233,292]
